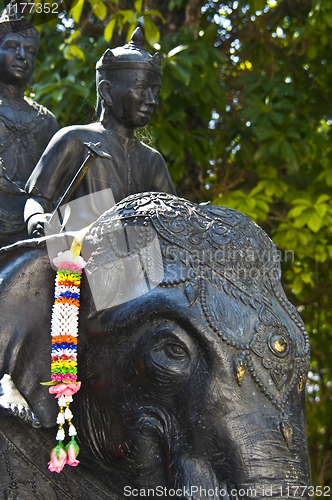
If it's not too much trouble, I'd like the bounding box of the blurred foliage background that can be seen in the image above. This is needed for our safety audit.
[7,0,332,486]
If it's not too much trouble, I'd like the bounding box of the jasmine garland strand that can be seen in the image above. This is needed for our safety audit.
[42,250,86,474]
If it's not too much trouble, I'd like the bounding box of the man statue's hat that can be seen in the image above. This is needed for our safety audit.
[0,0,40,42]
[96,27,162,77]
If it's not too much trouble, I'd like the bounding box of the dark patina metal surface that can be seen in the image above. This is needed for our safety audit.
[24,28,176,238]
[0,192,311,499]
[0,1,59,247]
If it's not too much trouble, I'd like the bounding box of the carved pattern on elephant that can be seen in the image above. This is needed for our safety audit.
[251,323,294,390]
[88,192,278,304]
[0,192,311,495]
[84,192,311,439]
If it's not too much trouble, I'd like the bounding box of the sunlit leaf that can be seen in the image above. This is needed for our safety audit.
[89,0,107,20]
[134,0,143,13]
[143,15,160,46]
[104,18,116,42]
[307,213,323,233]
[70,0,85,23]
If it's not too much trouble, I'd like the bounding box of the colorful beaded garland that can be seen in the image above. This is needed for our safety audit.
[42,250,86,474]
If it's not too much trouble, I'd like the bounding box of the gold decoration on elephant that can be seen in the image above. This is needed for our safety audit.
[272,335,287,354]
[280,413,293,449]
[298,366,307,392]
[251,323,294,391]
[233,355,247,386]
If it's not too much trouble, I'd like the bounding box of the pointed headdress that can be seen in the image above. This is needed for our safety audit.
[0,1,40,43]
[96,27,162,77]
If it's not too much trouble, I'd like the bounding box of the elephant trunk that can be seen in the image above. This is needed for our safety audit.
[134,405,310,500]
[170,404,310,500]
[206,410,311,500]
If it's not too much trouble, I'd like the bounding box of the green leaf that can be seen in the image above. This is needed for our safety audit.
[307,212,323,233]
[169,60,191,86]
[166,110,187,122]
[273,99,295,112]
[143,16,160,46]
[89,0,107,20]
[326,171,332,186]
[325,12,332,28]
[269,140,280,157]
[288,205,308,218]
[301,272,314,286]
[255,199,270,213]
[292,275,303,294]
[70,44,85,61]
[168,45,189,58]
[256,165,277,179]
[159,69,173,100]
[279,140,297,167]
[63,44,75,60]
[158,131,175,156]
[286,131,301,141]
[126,21,138,42]
[70,0,85,23]
[64,30,81,44]
[117,9,136,23]
[168,0,183,11]
[104,18,116,42]
[134,0,143,13]
[294,210,312,228]
[315,244,327,263]
[51,88,65,101]
[246,197,256,210]
[298,231,309,245]
[316,194,330,204]
[144,9,165,21]
[291,197,312,206]
[269,110,284,125]
[253,143,270,162]
[201,87,212,104]
[256,127,280,142]
[264,179,276,196]
[315,203,327,218]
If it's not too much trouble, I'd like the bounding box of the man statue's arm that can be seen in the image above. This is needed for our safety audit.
[24,128,85,236]
[43,109,60,139]
[151,154,177,196]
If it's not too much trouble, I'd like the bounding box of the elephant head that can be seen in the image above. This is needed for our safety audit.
[0,193,311,499]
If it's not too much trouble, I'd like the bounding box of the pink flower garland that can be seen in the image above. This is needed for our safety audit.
[43,250,86,473]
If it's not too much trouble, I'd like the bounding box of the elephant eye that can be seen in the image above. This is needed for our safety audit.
[154,339,189,362]
[163,342,188,360]
[142,324,197,375]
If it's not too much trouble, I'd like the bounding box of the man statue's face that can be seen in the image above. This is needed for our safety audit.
[0,32,38,87]
[108,69,162,129]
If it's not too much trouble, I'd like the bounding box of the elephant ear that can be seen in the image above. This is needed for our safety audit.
[0,241,58,427]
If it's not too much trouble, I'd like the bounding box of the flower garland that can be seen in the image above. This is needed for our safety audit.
[42,250,86,474]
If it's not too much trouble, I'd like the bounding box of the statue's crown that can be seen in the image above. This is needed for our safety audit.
[0,1,40,42]
[96,27,162,77]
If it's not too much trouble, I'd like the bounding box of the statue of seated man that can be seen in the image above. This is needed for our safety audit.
[0,1,59,247]
[25,27,176,237]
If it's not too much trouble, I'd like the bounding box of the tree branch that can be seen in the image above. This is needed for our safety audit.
[184,0,205,29]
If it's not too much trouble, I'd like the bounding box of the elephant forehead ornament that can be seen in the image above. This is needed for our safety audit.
[84,192,310,450]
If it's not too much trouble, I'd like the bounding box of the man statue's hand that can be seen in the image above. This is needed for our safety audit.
[27,213,50,238]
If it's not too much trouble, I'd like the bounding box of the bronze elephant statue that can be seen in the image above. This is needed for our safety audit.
[0,193,311,499]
